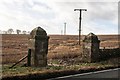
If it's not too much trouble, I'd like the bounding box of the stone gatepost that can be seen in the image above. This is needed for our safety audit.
[82,33,100,62]
[28,27,49,67]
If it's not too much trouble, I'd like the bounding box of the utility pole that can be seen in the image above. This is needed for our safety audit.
[74,9,87,45]
[64,22,66,35]
[61,30,63,35]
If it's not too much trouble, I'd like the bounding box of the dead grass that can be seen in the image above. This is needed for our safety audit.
[2,34,119,64]
[48,44,81,59]
[1,34,119,79]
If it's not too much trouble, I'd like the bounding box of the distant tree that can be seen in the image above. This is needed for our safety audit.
[3,31,7,34]
[7,28,14,34]
[27,31,30,34]
[16,29,21,34]
[22,30,26,34]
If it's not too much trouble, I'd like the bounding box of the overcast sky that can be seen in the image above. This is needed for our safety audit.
[0,0,119,35]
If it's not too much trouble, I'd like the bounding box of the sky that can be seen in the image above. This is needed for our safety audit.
[0,0,119,35]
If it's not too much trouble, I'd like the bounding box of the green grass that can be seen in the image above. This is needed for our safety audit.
[2,59,118,78]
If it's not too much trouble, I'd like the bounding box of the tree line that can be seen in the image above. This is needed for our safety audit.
[0,28,30,34]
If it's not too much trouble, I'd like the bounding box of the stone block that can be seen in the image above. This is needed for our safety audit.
[82,33,100,62]
[28,27,49,67]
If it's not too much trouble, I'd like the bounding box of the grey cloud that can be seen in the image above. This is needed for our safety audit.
[55,1,118,34]
[57,2,117,22]
[87,2,117,21]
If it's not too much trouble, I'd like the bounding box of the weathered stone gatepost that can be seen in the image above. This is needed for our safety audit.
[28,27,49,67]
[82,33,100,62]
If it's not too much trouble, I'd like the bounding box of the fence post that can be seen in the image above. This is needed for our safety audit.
[27,49,31,66]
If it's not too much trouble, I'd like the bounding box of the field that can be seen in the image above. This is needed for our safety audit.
[1,34,120,65]
[1,34,120,78]
[2,34,119,64]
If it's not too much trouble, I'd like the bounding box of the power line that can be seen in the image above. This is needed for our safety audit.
[74,9,87,45]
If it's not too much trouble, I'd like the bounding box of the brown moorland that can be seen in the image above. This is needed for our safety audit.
[1,34,120,79]
[1,34,119,64]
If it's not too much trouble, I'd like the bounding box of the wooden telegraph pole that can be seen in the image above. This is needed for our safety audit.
[74,9,87,45]
[64,22,66,35]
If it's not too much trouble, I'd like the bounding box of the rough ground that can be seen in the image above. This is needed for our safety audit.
[1,34,119,64]
[1,34,120,79]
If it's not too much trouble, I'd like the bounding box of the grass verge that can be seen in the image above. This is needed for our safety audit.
[2,59,119,80]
